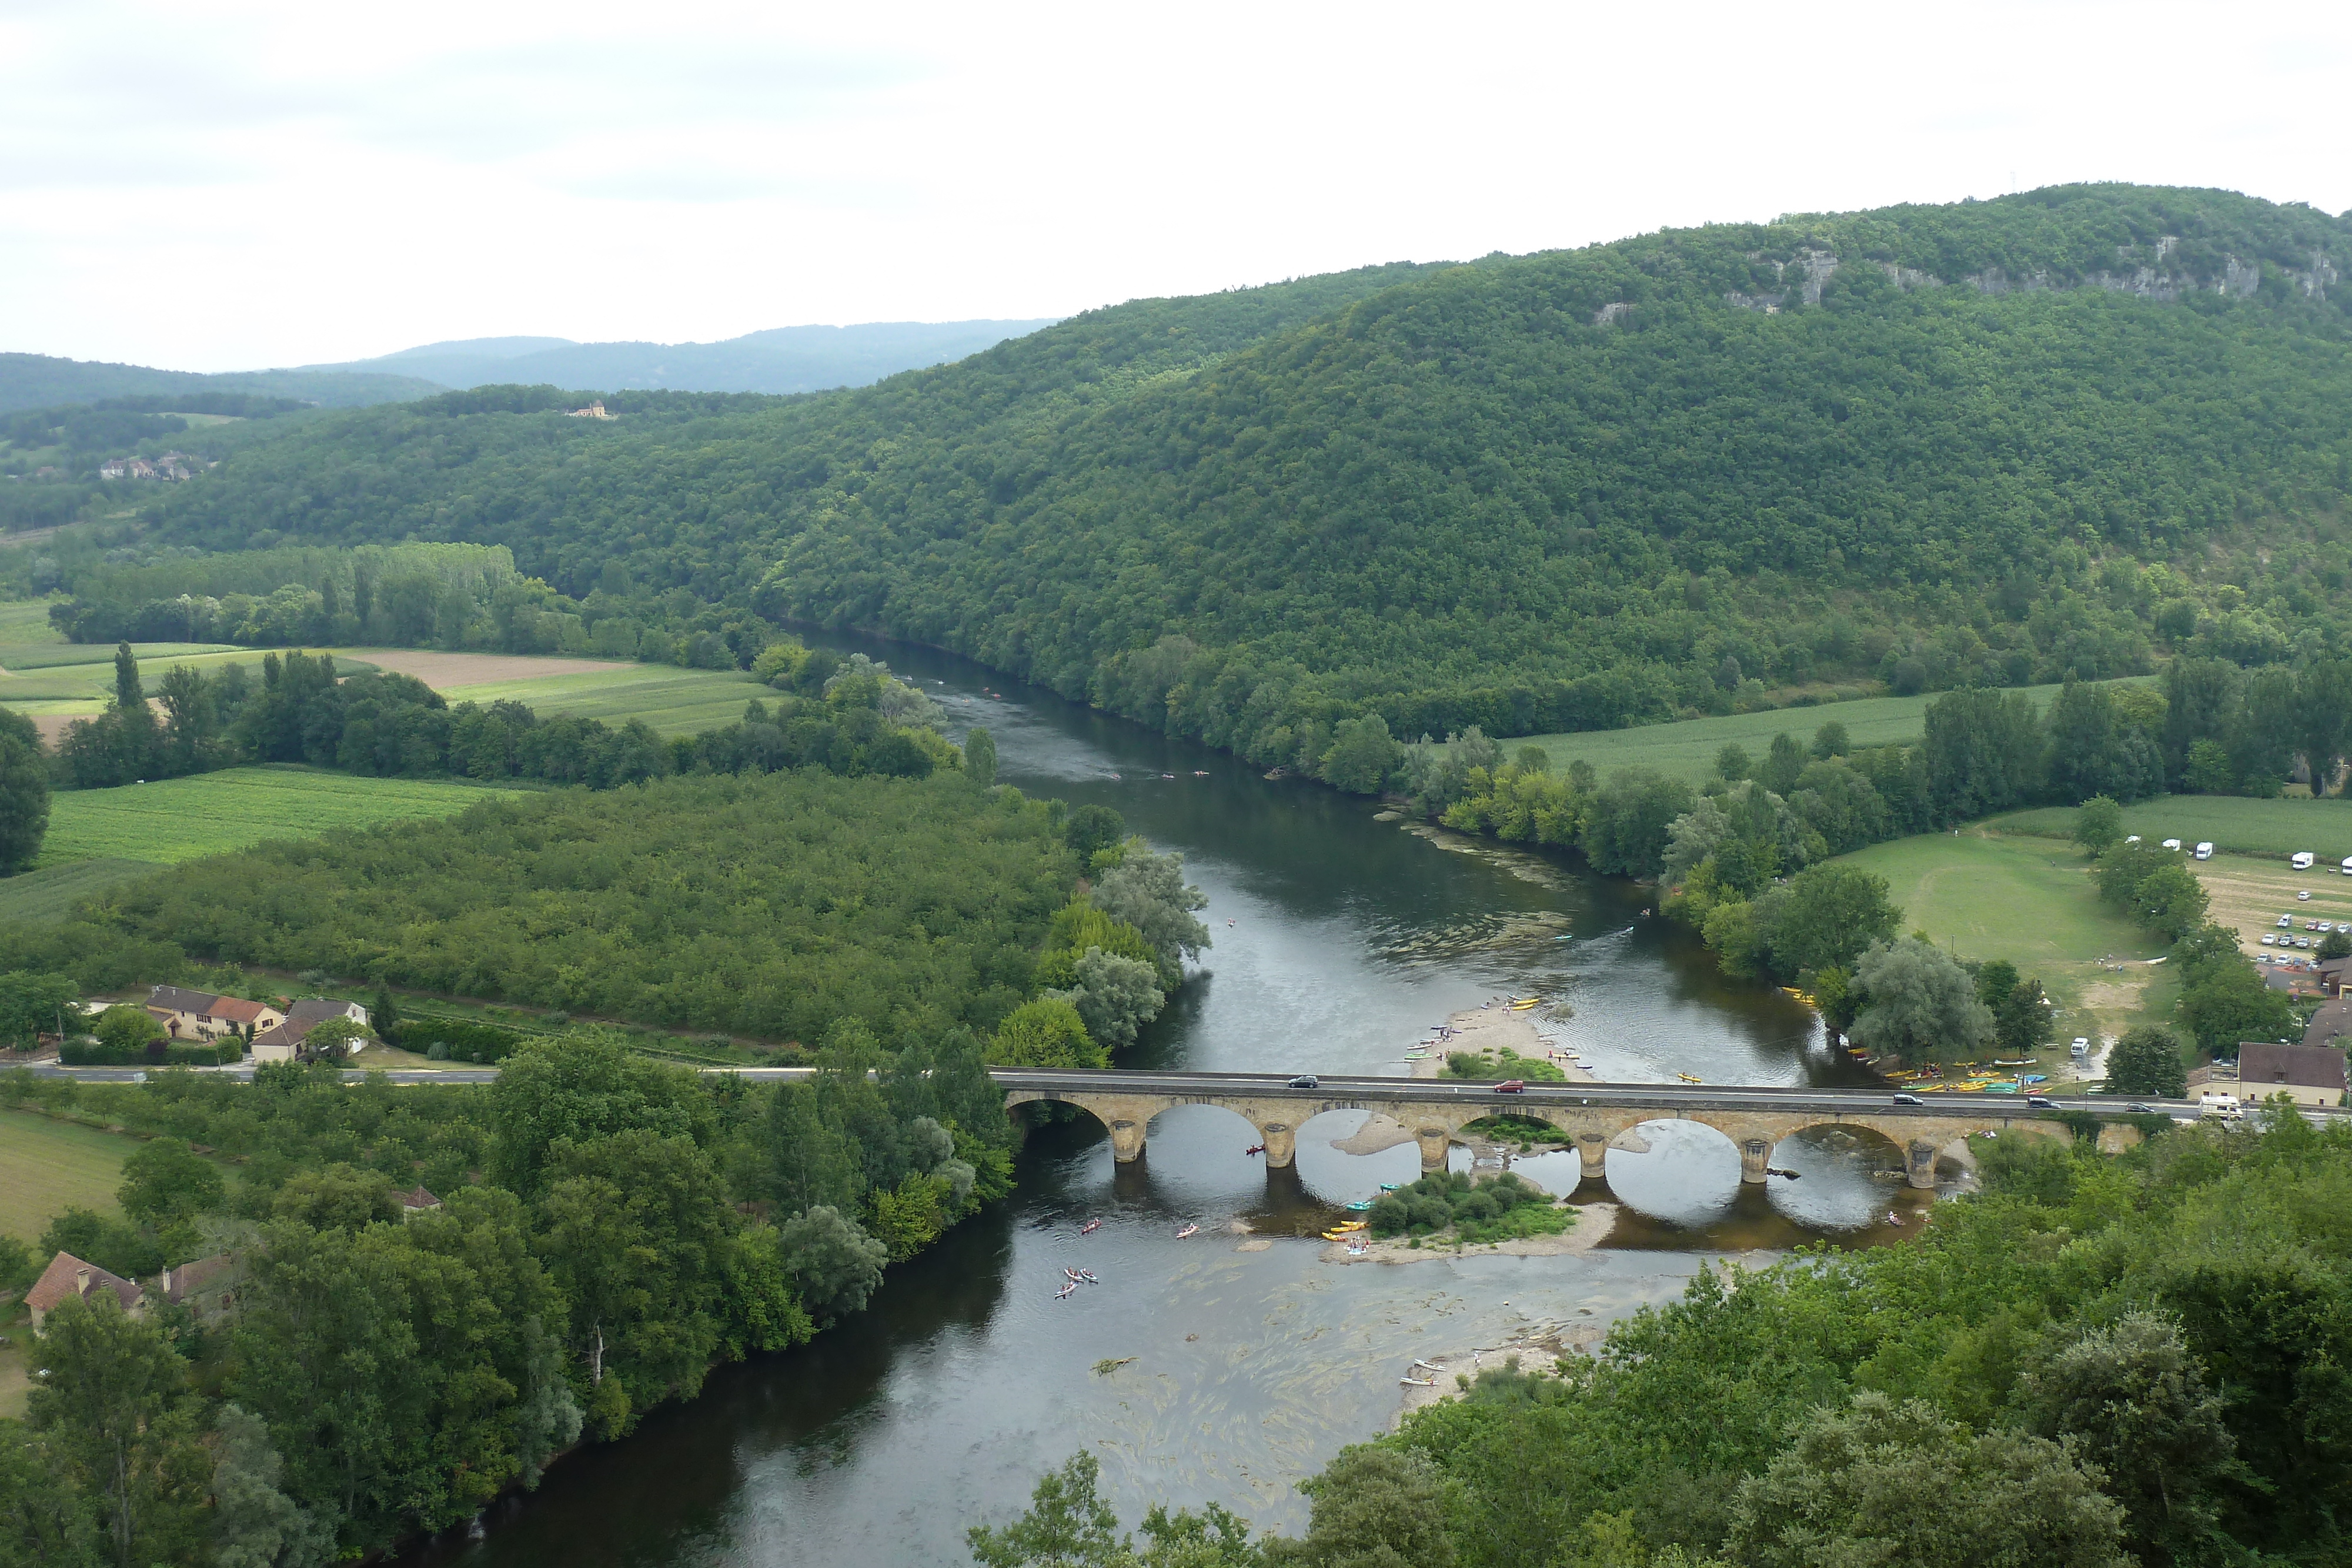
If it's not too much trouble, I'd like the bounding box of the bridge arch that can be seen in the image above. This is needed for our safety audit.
[1602,1116,1748,1224]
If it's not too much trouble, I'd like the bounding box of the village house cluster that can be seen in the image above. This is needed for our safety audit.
[143,984,370,1062]
[96,450,212,480]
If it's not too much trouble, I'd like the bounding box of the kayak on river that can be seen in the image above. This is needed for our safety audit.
[1079,1218,1101,1235]
[1055,1281,1078,1299]
[1175,1222,1201,1239]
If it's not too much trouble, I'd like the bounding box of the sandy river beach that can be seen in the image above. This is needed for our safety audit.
[1329,1003,1601,1159]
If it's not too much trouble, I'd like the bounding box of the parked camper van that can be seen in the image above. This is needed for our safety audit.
[2293,851,2316,871]
[2199,1092,2243,1121]
[2194,842,2214,860]
[2162,838,2183,851]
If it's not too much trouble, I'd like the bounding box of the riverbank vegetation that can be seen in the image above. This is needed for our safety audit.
[0,1027,1021,1562]
[978,1109,2352,1568]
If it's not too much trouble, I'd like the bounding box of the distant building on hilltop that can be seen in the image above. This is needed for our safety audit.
[567,401,613,420]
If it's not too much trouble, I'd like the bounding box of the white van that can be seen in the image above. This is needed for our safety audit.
[2194,842,2214,861]
[2293,851,2316,871]
[2162,838,2183,851]
[2341,856,2352,874]
[2069,1037,2090,1058]
[2199,1092,2243,1120]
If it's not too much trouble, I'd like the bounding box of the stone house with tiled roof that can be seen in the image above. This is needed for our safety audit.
[249,998,369,1063]
[146,985,283,1042]
[25,1251,144,1330]
[158,1253,243,1323]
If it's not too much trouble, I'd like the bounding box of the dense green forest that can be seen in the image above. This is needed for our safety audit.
[83,187,2352,793]
[973,1111,2352,1567]
[0,1032,1019,1561]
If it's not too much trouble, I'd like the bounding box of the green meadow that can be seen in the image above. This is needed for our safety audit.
[0,1109,131,1243]
[1832,828,2174,1045]
[1517,677,2151,784]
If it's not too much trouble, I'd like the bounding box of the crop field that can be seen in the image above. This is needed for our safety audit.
[1518,678,2149,783]
[1832,828,2171,1048]
[320,648,764,737]
[439,664,766,737]
[326,648,633,687]
[38,766,518,867]
[1993,794,2352,861]
[0,1109,129,1244]
[0,858,163,922]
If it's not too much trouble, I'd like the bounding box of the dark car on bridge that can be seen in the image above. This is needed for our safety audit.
[1287,1075,1318,1089]
[1494,1080,1526,1093]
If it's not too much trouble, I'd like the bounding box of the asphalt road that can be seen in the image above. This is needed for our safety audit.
[25,1061,2310,1122]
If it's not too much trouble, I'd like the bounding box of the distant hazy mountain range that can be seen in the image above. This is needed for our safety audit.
[0,353,443,414]
[302,320,1061,396]
[1,320,1060,415]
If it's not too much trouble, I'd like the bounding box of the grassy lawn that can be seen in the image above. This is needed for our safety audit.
[0,1108,129,1245]
[1992,794,2352,862]
[38,766,518,868]
[1832,828,2169,1051]
[1516,678,2150,784]
[439,664,765,737]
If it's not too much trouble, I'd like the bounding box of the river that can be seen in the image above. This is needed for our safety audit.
[394,632,1930,1568]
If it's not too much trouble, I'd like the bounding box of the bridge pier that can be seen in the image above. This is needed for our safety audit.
[1416,1125,1452,1171]
[1905,1139,1939,1189]
[1576,1132,1608,1183]
[1739,1138,1773,1185]
[1260,1123,1295,1169]
[1109,1119,1147,1164]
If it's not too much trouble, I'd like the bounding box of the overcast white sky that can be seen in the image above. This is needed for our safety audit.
[5,0,2348,372]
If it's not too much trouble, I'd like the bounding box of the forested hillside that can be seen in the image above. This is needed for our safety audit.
[126,187,2352,775]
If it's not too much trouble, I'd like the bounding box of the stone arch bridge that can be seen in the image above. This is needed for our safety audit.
[997,1068,2082,1189]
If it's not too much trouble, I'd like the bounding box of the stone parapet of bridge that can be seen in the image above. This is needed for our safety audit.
[1001,1086,2070,1189]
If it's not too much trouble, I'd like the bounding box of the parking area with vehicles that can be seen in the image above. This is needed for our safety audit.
[2187,851,2352,961]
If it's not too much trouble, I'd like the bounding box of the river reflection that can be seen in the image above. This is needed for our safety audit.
[392,628,1922,1568]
